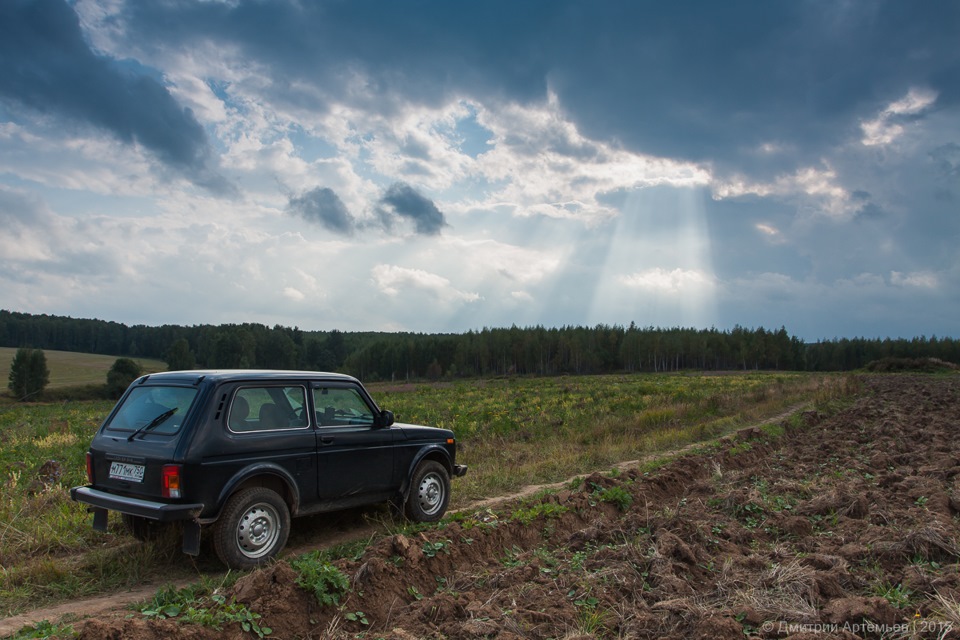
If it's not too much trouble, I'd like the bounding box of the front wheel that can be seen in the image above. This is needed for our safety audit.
[213,487,290,569]
[404,461,450,522]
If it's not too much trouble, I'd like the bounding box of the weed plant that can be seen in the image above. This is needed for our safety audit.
[289,551,351,607]
[0,400,207,616]
[0,371,846,617]
[370,371,843,502]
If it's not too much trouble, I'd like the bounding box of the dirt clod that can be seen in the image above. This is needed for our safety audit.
[9,374,960,639]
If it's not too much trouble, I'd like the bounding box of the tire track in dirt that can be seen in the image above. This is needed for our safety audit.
[0,402,812,637]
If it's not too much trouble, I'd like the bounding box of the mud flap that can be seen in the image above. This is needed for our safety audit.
[92,507,108,532]
[182,520,201,555]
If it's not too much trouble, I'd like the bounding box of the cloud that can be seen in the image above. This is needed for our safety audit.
[755,223,784,243]
[371,264,479,303]
[378,183,448,235]
[861,88,938,146]
[2,0,958,341]
[0,0,229,192]
[282,287,305,301]
[288,187,356,235]
[288,182,448,237]
[618,268,715,294]
[890,270,938,289]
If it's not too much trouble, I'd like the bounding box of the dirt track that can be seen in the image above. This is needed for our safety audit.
[11,375,960,639]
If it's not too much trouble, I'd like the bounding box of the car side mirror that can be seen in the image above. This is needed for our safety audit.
[377,410,395,428]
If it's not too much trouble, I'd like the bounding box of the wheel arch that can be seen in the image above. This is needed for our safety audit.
[400,446,453,499]
[207,463,301,523]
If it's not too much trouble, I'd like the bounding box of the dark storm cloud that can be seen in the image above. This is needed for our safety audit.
[288,184,446,236]
[378,183,447,236]
[0,0,230,193]
[288,187,356,235]
[114,1,959,179]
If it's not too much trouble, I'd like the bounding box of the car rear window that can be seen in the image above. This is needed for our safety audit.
[104,385,198,435]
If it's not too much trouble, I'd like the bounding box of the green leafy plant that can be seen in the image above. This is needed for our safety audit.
[290,553,351,607]
[873,581,914,610]
[344,610,369,625]
[509,502,569,525]
[592,484,633,511]
[9,620,75,640]
[138,584,271,638]
[501,545,525,568]
[181,594,272,638]
[422,539,451,558]
[569,589,609,635]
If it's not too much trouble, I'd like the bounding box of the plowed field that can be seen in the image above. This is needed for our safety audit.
[22,375,960,639]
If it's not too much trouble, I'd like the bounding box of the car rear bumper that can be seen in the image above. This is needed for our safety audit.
[453,464,468,477]
[71,486,204,524]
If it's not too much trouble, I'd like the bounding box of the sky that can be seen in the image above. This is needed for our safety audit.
[0,0,958,341]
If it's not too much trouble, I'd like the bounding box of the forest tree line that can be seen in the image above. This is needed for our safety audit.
[2,310,958,381]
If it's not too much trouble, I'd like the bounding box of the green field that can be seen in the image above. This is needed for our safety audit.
[0,369,854,619]
[0,347,166,393]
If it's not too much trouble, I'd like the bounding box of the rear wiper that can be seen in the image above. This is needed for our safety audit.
[127,407,178,442]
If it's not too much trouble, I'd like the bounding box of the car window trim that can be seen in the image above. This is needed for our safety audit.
[103,383,200,435]
[226,383,312,434]
[311,381,379,429]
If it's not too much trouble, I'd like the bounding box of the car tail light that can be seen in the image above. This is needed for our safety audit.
[162,465,182,499]
[85,452,94,483]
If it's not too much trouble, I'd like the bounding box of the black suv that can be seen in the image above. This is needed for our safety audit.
[71,370,466,569]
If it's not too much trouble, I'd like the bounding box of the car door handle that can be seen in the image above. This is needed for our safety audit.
[320,435,335,445]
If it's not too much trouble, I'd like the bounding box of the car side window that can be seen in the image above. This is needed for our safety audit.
[228,386,308,432]
[314,387,375,427]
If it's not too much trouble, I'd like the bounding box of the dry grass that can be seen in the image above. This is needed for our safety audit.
[0,347,166,392]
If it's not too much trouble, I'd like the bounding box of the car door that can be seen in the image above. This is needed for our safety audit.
[198,383,317,510]
[312,382,396,503]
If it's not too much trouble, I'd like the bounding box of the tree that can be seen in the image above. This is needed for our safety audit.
[8,347,49,401]
[165,338,196,371]
[106,358,142,398]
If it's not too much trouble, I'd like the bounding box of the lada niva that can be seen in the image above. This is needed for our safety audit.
[71,370,466,568]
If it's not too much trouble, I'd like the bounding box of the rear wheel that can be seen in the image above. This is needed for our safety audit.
[122,514,170,541]
[404,461,450,522]
[213,487,290,569]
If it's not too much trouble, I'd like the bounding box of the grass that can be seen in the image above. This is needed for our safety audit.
[0,347,166,398]
[369,371,850,502]
[0,370,853,619]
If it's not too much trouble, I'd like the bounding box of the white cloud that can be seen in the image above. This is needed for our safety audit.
[443,237,562,285]
[0,119,159,196]
[283,287,306,301]
[861,87,938,147]
[474,93,711,224]
[371,264,480,303]
[755,223,784,243]
[890,270,938,289]
[618,268,715,293]
[713,165,852,218]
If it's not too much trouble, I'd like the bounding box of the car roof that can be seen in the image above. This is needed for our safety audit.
[134,370,359,386]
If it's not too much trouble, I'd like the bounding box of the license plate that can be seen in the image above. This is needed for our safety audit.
[109,461,145,483]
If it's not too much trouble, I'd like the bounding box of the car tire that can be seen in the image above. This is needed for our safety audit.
[213,487,290,569]
[404,461,450,522]
[122,513,169,541]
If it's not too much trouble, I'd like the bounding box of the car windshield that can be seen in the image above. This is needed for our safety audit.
[105,385,198,435]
